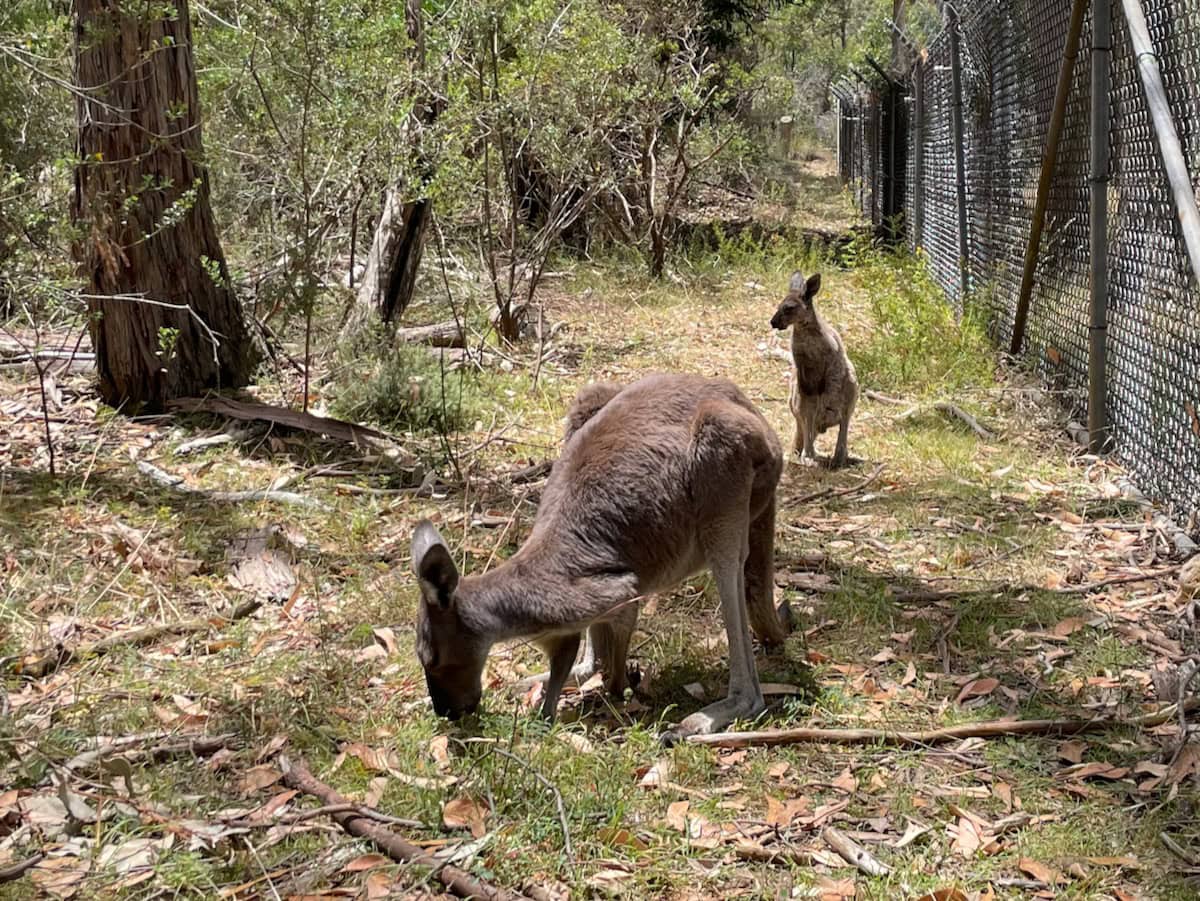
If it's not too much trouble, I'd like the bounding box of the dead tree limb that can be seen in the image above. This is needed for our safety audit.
[136,461,329,511]
[278,756,531,901]
[822,826,891,876]
[0,854,44,884]
[11,600,261,679]
[396,320,465,348]
[686,698,1200,749]
[167,396,394,446]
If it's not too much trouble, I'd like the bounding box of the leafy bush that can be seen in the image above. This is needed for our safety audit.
[332,342,474,434]
[848,241,994,395]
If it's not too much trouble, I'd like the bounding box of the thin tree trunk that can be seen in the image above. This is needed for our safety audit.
[344,0,433,336]
[72,0,257,410]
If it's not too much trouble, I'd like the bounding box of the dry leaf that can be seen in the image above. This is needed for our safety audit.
[587,866,633,895]
[228,550,297,600]
[364,777,389,809]
[428,735,452,772]
[950,816,983,858]
[365,870,393,900]
[901,661,918,686]
[956,677,999,703]
[767,761,791,779]
[1057,740,1086,764]
[557,732,594,754]
[832,767,857,793]
[31,857,89,899]
[372,627,398,655]
[238,765,283,796]
[765,795,809,828]
[666,800,690,832]
[343,743,391,773]
[914,890,967,901]
[815,875,856,900]
[342,854,390,873]
[1058,762,1129,781]
[1018,857,1063,885]
[639,757,673,789]
[1052,617,1087,637]
[894,819,931,848]
[443,797,487,838]
[597,827,648,851]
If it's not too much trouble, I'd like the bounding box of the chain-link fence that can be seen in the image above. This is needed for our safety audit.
[837,0,1200,536]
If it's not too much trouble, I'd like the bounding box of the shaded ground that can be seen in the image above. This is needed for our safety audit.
[3,202,1200,898]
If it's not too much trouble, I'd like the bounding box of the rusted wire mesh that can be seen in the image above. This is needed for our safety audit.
[837,0,1200,535]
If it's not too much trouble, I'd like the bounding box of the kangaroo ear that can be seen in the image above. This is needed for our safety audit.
[805,272,822,300]
[787,270,807,294]
[412,520,458,609]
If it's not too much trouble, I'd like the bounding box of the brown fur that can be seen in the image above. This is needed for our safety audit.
[770,271,859,467]
[411,373,792,740]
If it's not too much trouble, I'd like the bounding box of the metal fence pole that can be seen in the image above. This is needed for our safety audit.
[913,60,925,248]
[1120,0,1200,284]
[948,7,971,301]
[1089,0,1112,454]
[1010,0,1090,355]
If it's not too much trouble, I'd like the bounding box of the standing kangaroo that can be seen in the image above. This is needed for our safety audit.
[770,271,859,468]
[410,373,793,741]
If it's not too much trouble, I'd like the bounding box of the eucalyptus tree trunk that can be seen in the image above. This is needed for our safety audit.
[72,0,257,410]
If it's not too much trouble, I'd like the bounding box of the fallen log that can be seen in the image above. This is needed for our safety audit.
[168,395,394,447]
[278,755,531,901]
[686,698,1200,749]
[137,461,329,512]
[11,600,261,679]
[396,320,465,348]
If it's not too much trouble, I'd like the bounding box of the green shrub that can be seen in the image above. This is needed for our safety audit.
[332,342,474,434]
[848,240,994,395]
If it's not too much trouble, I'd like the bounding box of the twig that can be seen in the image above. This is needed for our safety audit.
[509,460,553,484]
[686,697,1200,749]
[822,826,891,876]
[488,747,573,863]
[136,460,329,511]
[865,389,907,406]
[733,842,812,867]
[0,854,44,884]
[788,463,884,506]
[64,733,237,774]
[278,755,531,901]
[897,402,993,439]
[226,803,425,830]
[10,600,262,679]
[1160,831,1200,866]
[1053,564,1183,595]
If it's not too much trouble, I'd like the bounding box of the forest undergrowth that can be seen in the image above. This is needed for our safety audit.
[3,175,1199,899]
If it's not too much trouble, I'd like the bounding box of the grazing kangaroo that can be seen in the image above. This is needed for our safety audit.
[411,373,793,740]
[770,271,859,468]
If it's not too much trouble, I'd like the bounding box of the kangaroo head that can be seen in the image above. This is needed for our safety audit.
[770,271,822,331]
[411,520,487,720]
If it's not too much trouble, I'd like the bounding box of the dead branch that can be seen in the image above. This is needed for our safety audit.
[898,402,993,439]
[788,463,885,506]
[278,755,531,901]
[11,600,262,679]
[864,389,907,406]
[137,460,329,511]
[1054,564,1183,594]
[167,395,394,447]
[0,854,45,884]
[822,826,891,876]
[686,698,1200,749]
[396,320,465,348]
[224,803,425,830]
[509,460,553,484]
[64,733,236,775]
[733,842,812,867]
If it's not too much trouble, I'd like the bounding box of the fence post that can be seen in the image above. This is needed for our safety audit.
[1088,0,1112,454]
[1010,0,1090,355]
[947,7,971,301]
[913,60,925,249]
[1119,0,1200,284]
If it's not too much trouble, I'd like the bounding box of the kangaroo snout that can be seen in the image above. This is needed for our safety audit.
[770,312,786,330]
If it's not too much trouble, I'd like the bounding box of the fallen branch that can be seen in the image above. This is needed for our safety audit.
[733,841,812,867]
[279,755,530,901]
[1053,564,1183,595]
[898,402,993,439]
[864,389,907,406]
[174,431,242,456]
[509,460,553,484]
[686,698,1200,749]
[822,826,891,876]
[168,395,394,447]
[11,600,261,679]
[789,463,885,507]
[396,320,465,348]
[0,854,44,884]
[64,733,237,774]
[137,461,329,511]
